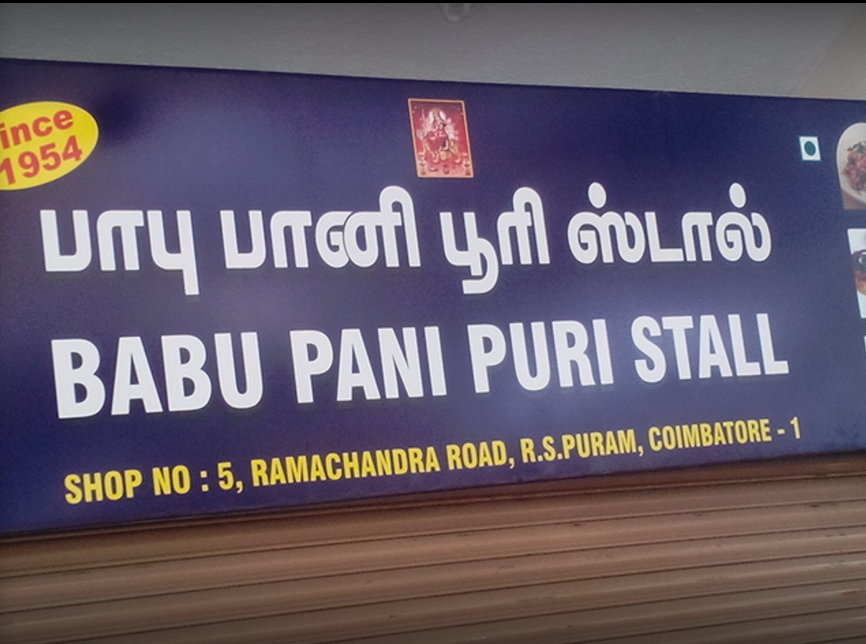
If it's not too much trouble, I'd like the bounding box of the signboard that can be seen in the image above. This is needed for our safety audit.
[2,58,866,535]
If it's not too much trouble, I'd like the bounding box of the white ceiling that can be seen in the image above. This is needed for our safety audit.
[0,3,864,99]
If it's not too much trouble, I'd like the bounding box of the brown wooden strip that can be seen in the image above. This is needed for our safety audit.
[3,505,866,612]
[3,465,865,576]
[4,543,866,642]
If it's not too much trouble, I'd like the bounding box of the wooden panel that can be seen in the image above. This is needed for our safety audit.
[1,456,865,643]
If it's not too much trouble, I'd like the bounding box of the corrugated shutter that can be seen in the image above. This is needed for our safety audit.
[2,455,866,643]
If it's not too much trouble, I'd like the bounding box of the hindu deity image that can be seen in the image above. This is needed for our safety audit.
[408,99,473,178]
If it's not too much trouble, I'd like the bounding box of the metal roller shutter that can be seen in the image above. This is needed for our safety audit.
[2,455,865,644]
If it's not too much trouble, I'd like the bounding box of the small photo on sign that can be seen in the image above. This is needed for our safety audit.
[848,228,866,317]
[837,123,866,210]
[408,99,473,178]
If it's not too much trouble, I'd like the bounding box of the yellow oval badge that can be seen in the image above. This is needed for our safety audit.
[0,101,98,190]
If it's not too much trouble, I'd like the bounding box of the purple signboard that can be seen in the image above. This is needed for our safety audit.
[2,58,866,535]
